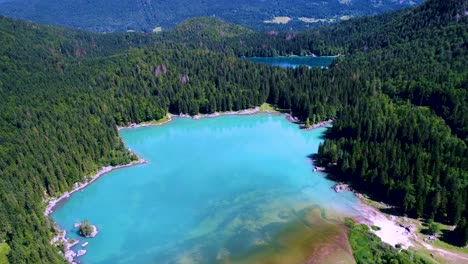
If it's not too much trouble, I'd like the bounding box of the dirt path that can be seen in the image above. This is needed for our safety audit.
[420,241,468,263]
[355,196,468,263]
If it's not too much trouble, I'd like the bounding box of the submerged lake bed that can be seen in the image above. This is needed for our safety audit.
[52,114,360,263]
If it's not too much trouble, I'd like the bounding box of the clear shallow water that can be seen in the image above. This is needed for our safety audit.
[52,114,359,264]
[246,56,335,68]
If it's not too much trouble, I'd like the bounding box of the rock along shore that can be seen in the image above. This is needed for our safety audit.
[45,157,146,263]
[117,107,333,131]
[44,157,146,217]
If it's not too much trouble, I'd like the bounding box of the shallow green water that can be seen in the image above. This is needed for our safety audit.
[246,56,335,68]
[52,114,359,263]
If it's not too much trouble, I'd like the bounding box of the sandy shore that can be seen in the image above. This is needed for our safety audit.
[192,107,271,119]
[354,200,414,249]
[353,193,468,262]
[304,118,335,130]
[329,181,415,249]
[118,107,267,130]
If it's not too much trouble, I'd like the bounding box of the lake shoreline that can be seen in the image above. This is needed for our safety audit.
[117,107,277,130]
[323,175,415,250]
[353,191,468,262]
[44,157,146,217]
[117,106,333,131]
[44,156,146,263]
[48,108,334,263]
[353,194,414,249]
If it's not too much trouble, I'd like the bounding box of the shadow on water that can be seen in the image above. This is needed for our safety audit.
[318,127,333,140]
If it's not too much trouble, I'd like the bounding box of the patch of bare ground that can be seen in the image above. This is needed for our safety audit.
[355,194,468,263]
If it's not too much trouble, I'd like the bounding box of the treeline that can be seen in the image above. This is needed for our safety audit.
[318,95,467,223]
[315,0,468,247]
[157,17,347,56]
[71,45,348,123]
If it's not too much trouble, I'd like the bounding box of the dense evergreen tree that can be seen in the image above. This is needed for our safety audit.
[453,215,468,246]
[315,0,468,246]
[0,0,467,262]
[318,95,467,223]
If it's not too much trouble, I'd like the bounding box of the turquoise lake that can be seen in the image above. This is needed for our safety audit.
[246,56,335,69]
[52,114,360,263]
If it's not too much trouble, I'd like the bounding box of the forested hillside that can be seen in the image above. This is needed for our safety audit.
[0,16,358,263]
[0,0,467,262]
[316,0,468,246]
[0,0,423,32]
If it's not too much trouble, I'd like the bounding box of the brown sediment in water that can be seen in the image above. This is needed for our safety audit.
[305,223,354,264]
[229,207,355,264]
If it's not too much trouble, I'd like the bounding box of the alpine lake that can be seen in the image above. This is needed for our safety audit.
[52,56,360,264]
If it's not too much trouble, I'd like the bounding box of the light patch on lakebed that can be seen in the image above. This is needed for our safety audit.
[339,0,352,4]
[152,26,162,33]
[186,189,301,240]
[264,16,292,24]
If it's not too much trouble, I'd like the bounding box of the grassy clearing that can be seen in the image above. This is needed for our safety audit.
[260,103,290,113]
[263,16,292,24]
[259,103,276,112]
[414,249,444,264]
[345,218,431,263]
[431,240,468,255]
[414,220,468,255]
[0,243,10,264]
[145,114,171,125]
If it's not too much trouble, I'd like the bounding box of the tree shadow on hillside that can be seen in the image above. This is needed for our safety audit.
[378,207,407,218]
[439,228,466,247]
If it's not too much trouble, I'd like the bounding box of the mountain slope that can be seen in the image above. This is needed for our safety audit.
[0,0,467,262]
[315,0,468,247]
[0,15,353,263]
[0,0,424,32]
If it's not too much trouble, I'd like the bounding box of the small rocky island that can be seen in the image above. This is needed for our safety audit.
[333,183,350,193]
[78,220,98,238]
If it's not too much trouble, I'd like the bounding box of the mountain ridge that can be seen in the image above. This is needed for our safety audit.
[0,0,424,32]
